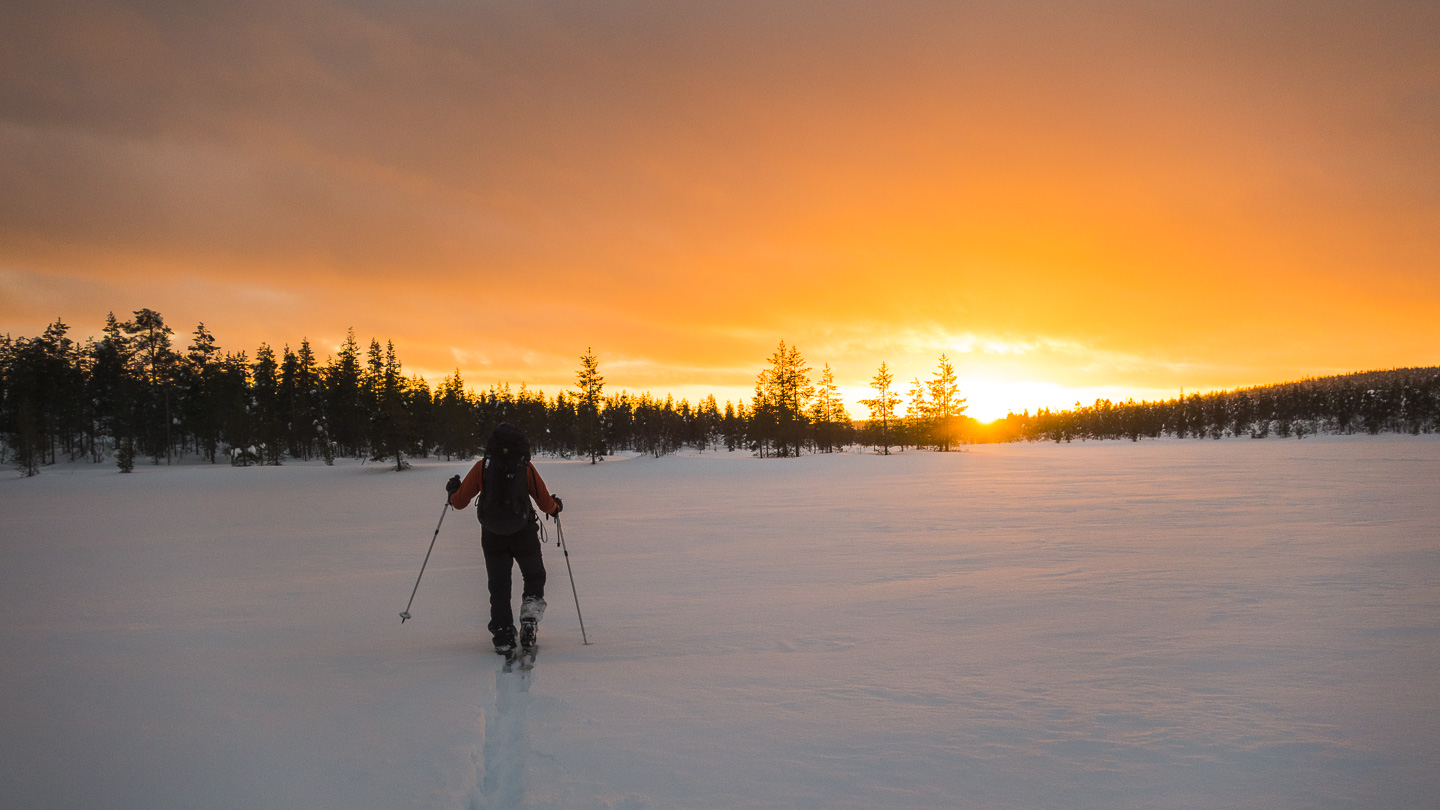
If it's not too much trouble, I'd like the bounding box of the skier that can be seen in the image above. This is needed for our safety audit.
[445,422,563,659]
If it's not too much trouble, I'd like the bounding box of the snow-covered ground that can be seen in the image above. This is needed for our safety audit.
[2,436,1437,809]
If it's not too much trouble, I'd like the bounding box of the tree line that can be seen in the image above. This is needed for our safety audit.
[0,312,875,476]
[975,367,1440,443]
[4,310,1435,477]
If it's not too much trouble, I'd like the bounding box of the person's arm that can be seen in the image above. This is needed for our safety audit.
[526,463,560,515]
[450,458,486,509]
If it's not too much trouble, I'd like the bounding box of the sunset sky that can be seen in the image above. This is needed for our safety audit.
[3,1,1437,421]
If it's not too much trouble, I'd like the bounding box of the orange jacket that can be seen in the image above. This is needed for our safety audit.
[450,458,559,516]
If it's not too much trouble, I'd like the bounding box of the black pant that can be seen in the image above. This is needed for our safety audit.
[481,521,546,643]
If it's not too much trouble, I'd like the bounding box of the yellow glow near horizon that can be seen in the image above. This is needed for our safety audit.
[1,3,1437,415]
[396,351,1166,425]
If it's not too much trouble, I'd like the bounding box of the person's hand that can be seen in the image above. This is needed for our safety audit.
[552,495,563,515]
[445,475,462,495]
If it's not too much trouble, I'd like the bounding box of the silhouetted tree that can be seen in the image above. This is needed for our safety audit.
[754,340,813,457]
[122,309,179,463]
[368,341,410,470]
[325,329,366,458]
[216,350,253,465]
[927,353,967,451]
[181,323,221,462]
[576,347,606,463]
[808,363,849,452]
[859,361,900,455]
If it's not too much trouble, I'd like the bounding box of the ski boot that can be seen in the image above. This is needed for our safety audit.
[519,597,546,651]
[491,624,517,659]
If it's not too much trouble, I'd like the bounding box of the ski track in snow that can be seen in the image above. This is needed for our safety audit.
[1,435,1438,809]
[474,661,533,810]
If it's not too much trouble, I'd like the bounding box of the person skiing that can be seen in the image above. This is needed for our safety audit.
[445,422,563,658]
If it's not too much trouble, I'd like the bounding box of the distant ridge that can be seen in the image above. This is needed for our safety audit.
[991,367,1440,443]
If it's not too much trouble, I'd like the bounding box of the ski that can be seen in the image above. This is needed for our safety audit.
[501,610,541,674]
[511,615,538,671]
[501,644,536,673]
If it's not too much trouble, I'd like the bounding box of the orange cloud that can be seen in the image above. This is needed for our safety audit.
[2,2,1437,422]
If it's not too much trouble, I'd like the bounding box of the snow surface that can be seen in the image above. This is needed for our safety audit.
[2,436,1438,809]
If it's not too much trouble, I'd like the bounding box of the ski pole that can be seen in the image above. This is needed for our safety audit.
[400,499,450,623]
[554,514,589,645]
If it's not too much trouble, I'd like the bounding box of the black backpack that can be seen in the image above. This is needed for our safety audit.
[477,424,536,534]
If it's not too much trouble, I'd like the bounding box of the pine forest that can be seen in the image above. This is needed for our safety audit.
[2,310,1438,477]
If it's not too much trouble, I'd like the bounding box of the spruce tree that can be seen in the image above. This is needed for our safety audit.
[927,353,967,451]
[547,390,578,456]
[324,329,365,458]
[368,340,410,470]
[121,309,178,463]
[116,438,136,473]
[721,400,738,451]
[216,351,253,464]
[0,333,11,467]
[33,319,86,464]
[0,334,14,469]
[406,373,433,459]
[859,361,900,455]
[575,347,606,463]
[92,313,139,465]
[278,346,301,457]
[513,383,548,450]
[3,333,45,475]
[287,340,322,460]
[73,334,104,463]
[183,324,221,462]
[364,339,385,460]
[754,340,813,457]
[810,363,848,452]
[907,376,931,450]
[604,391,633,452]
[696,394,722,453]
[749,381,778,457]
[435,370,475,460]
[252,343,285,465]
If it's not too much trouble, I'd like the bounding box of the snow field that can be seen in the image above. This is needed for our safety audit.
[1,436,1437,809]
